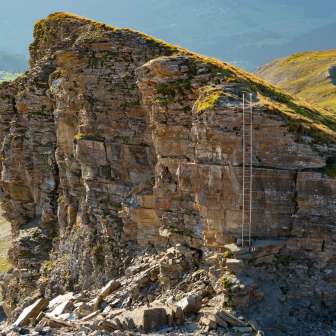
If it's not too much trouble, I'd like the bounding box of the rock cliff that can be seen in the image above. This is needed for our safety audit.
[0,12,336,335]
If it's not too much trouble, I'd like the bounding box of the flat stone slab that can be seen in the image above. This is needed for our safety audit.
[13,297,49,327]
[225,240,284,256]
[225,258,244,272]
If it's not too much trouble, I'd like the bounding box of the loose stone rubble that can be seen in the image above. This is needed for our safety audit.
[3,244,266,335]
[0,12,336,336]
[1,241,335,335]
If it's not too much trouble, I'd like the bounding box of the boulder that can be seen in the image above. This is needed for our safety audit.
[225,258,244,273]
[13,298,49,327]
[123,307,168,332]
[99,280,121,299]
[107,305,183,333]
[91,280,121,310]
[233,326,253,333]
[176,293,202,314]
[47,292,74,318]
[199,315,218,331]
[216,310,247,327]
[43,314,77,330]
[48,292,74,310]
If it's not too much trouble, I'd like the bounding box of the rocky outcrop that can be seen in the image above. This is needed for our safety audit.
[136,55,336,250]
[0,12,336,335]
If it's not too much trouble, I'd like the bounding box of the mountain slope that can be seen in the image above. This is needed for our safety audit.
[0,51,27,73]
[257,49,336,113]
[0,71,20,83]
[2,0,336,69]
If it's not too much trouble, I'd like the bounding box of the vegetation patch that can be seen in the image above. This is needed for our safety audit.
[92,243,105,266]
[195,86,222,113]
[40,252,72,287]
[74,132,105,142]
[0,256,11,273]
[220,275,233,289]
[155,79,192,105]
[0,71,21,83]
[324,158,336,178]
[224,250,234,259]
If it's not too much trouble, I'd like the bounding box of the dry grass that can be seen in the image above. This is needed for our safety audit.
[195,86,223,113]
[257,49,336,115]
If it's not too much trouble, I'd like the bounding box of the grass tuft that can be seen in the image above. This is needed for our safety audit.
[195,86,222,113]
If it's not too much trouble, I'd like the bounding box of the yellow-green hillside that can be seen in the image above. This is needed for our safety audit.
[257,50,336,114]
[0,71,20,83]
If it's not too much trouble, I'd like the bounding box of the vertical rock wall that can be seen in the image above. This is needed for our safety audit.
[0,13,335,319]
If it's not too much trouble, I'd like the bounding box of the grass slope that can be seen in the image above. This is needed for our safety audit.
[0,71,21,83]
[257,49,336,114]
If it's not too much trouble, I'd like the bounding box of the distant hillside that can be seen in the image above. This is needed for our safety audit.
[0,51,27,73]
[0,71,20,83]
[2,0,336,69]
[257,49,336,113]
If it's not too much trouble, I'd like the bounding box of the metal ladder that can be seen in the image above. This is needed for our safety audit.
[241,93,253,248]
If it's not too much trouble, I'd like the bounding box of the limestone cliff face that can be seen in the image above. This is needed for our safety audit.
[137,56,335,248]
[0,13,335,319]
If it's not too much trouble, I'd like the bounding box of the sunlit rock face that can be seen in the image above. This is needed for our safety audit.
[0,12,335,320]
[137,55,335,252]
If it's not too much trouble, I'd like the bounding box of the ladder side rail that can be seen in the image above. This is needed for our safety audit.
[249,93,253,248]
[242,93,245,248]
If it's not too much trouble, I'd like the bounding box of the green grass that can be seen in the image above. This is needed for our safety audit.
[325,158,336,178]
[0,71,21,83]
[0,257,10,273]
[155,79,192,105]
[257,49,336,114]
[74,132,105,142]
[195,86,223,113]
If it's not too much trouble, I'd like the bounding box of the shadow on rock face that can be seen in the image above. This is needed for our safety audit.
[0,303,6,323]
[328,65,336,85]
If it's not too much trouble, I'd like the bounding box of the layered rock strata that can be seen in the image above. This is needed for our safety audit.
[0,13,335,332]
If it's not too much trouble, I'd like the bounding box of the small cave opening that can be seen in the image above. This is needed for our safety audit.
[328,66,336,85]
[321,240,325,252]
